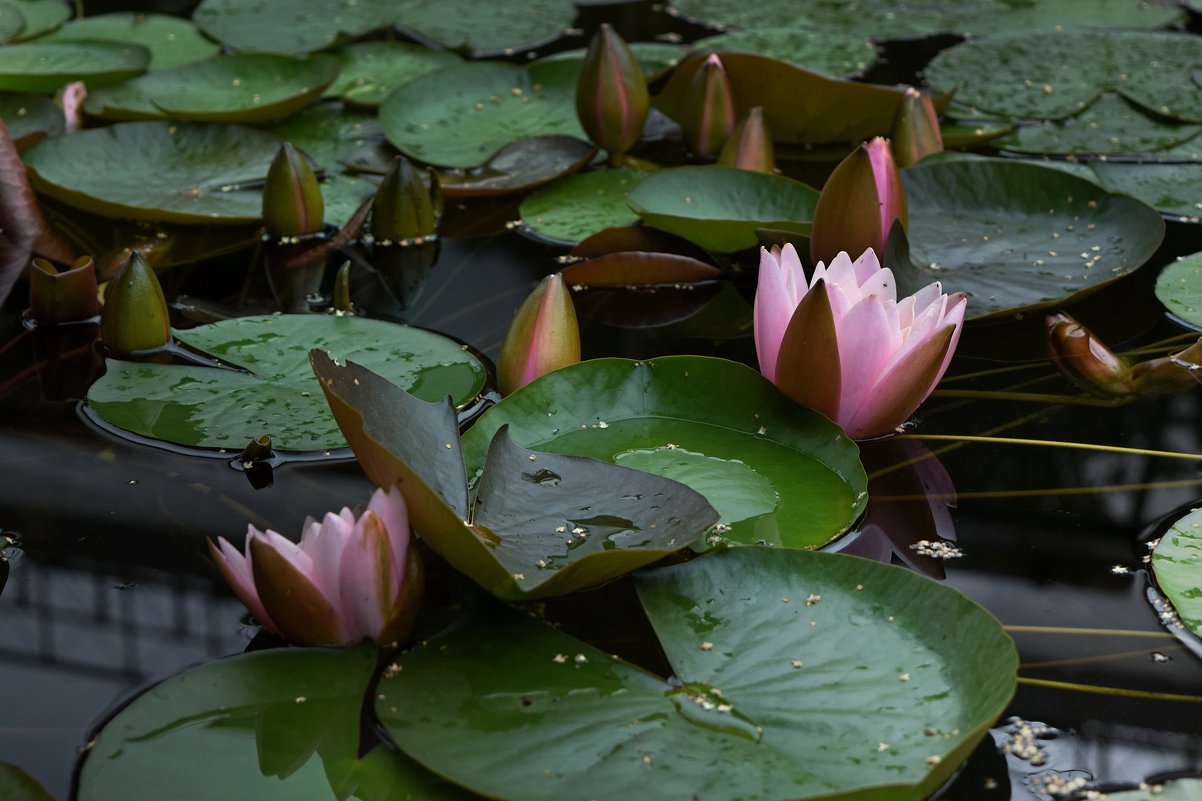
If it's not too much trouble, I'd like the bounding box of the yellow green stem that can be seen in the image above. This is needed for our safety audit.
[895,434,1202,462]
[930,389,1129,406]
[1017,677,1202,703]
[1005,625,1172,638]
[877,476,1202,500]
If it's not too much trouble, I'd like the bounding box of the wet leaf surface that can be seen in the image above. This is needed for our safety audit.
[379,548,1017,801]
[87,315,487,451]
[1155,251,1202,329]
[460,356,866,550]
[41,12,220,70]
[1152,507,1202,639]
[0,41,148,93]
[520,169,645,246]
[691,26,877,76]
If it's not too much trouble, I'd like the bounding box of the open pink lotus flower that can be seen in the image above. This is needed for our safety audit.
[209,486,423,647]
[754,244,966,439]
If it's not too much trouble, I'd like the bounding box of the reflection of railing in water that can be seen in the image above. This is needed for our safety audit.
[0,556,248,685]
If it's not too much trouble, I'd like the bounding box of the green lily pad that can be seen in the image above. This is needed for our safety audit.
[1151,506,1202,638]
[76,646,475,801]
[0,2,22,42]
[1098,779,1202,800]
[541,42,689,81]
[5,0,68,42]
[654,52,908,145]
[692,27,877,77]
[0,762,54,801]
[1155,252,1202,328]
[668,0,1183,39]
[999,93,1202,156]
[24,121,280,223]
[379,548,1017,801]
[0,41,149,93]
[84,53,338,123]
[1090,162,1202,221]
[925,30,1202,124]
[87,315,488,452]
[380,59,584,168]
[325,41,461,108]
[267,103,382,169]
[435,135,596,197]
[0,92,62,146]
[460,356,866,550]
[41,13,220,70]
[519,169,645,246]
[626,166,818,253]
[311,352,718,600]
[896,157,1165,320]
[193,0,576,57]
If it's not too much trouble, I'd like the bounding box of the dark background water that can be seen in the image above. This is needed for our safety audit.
[3,1,1202,798]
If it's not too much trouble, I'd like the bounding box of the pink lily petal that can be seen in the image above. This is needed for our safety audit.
[337,511,394,644]
[843,323,955,438]
[834,294,900,422]
[365,486,411,594]
[208,536,276,632]
[754,247,799,381]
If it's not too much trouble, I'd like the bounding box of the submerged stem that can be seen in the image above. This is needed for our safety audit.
[896,434,1202,461]
[930,389,1129,406]
[1005,625,1172,638]
[1017,677,1202,703]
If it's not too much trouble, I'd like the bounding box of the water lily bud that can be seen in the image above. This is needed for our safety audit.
[497,273,580,396]
[718,106,775,173]
[758,245,965,439]
[1045,312,1133,396]
[890,88,943,168]
[100,252,170,353]
[57,80,86,134]
[262,142,324,239]
[29,255,99,324]
[810,137,907,268]
[682,54,736,159]
[371,155,437,244]
[209,486,424,647]
[575,24,649,158]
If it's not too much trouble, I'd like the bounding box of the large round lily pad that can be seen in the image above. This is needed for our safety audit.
[193,0,576,57]
[668,0,1182,39]
[460,356,867,550]
[379,548,1017,801]
[325,41,461,108]
[925,30,1202,125]
[1151,506,1202,639]
[4,0,69,42]
[0,92,62,146]
[897,157,1165,320]
[380,59,584,168]
[76,646,476,801]
[84,53,339,123]
[1155,251,1202,329]
[0,41,149,93]
[42,12,221,70]
[23,121,280,223]
[87,315,488,452]
[627,166,818,252]
[519,169,645,246]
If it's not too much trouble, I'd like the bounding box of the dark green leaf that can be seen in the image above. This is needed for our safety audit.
[998,94,1202,156]
[87,315,487,451]
[76,646,473,801]
[310,353,718,600]
[0,93,61,147]
[326,42,461,108]
[519,169,645,246]
[24,121,280,223]
[4,0,68,42]
[41,12,220,70]
[460,356,867,550]
[379,548,1017,801]
[0,41,148,93]
[898,157,1165,320]
[0,762,55,801]
[692,27,877,77]
[627,166,818,252]
[84,53,339,124]
[434,136,596,198]
[380,60,584,169]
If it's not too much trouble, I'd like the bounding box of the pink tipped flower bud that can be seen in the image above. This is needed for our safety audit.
[29,255,99,324]
[682,54,736,159]
[891,88,943,168]
[755,244,966,439]
[717,106,775,173]
[575,24,649,158]
[810,137,908,268]
[496,273,580,396]
[209,486,423,647]
[262,142,324,238]
[99,252,170,354]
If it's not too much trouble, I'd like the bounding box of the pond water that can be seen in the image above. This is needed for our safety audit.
[2,1,1202,800]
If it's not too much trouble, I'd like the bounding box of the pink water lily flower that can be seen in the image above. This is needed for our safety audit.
[209,486,423,647]
[754,244,966,439]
